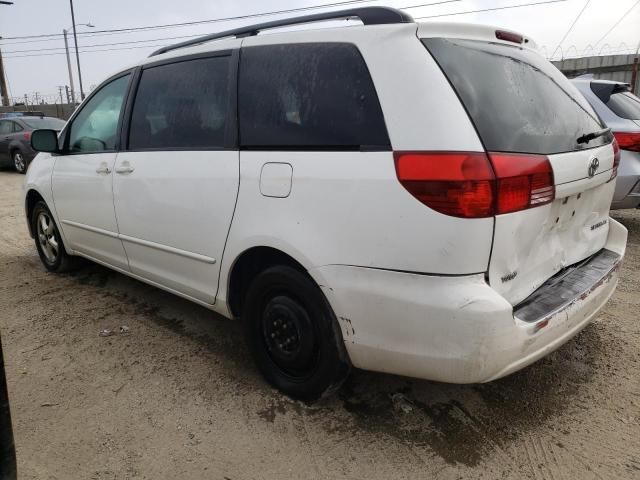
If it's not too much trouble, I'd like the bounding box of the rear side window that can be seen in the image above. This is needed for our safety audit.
[0,121,11,135]
[129,56,230,150]
[239,43,390,150]
[423,38,609,154]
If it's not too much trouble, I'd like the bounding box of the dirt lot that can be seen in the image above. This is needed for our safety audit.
[0,170,639,479]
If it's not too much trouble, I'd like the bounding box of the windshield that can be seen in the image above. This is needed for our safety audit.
[422,38,610,154]
[22,117,66,130]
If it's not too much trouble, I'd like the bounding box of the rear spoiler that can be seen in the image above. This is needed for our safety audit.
[590,82,631,103]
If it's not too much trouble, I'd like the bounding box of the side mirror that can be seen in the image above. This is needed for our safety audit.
[31,129,60,153]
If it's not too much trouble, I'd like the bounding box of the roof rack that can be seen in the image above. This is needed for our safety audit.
[149,6,414,57]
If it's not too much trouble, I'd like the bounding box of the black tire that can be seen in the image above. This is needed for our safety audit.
[12,150,27,174]
[31,201,78,273]
[243,265,351,401]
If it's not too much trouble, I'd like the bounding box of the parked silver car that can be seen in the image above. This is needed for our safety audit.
[572,77,640,209]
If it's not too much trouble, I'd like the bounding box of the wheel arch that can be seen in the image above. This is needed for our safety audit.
[226,245,312,318]
[25,189,46,238]
[8,141,27,160]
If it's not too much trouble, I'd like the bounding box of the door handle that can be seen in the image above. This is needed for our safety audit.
[115,163,134,174]
[96,165,111,174]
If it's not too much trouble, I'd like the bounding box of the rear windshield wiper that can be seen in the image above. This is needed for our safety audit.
[576,127,611,145]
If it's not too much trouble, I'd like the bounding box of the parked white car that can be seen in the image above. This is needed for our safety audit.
[24,7,627,399]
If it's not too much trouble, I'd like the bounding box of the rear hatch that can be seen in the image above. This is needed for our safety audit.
[422,35,617,305]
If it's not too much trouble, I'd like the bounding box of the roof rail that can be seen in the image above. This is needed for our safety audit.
[149,6,414,57]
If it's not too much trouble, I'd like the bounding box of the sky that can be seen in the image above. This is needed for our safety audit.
[0,0,639,103]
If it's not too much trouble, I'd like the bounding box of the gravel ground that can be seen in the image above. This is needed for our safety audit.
[0,170,639,479]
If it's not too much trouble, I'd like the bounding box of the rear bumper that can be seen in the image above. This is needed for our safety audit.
[312,218,627,383]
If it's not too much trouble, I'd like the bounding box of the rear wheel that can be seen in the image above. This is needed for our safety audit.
[243,265,350,400]
[12,151,26,174]
[31,201,78,272]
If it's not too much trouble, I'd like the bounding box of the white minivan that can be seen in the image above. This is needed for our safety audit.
[25,7,627,399]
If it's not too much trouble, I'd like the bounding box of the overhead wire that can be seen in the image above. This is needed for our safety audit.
[592,0,640,47]
[3,0,572,58]
[2,0,463,57]
[549,0,590,59]
[0,0,461,42]
[414,0,568,19]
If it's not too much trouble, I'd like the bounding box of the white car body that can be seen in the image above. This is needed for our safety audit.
[24,13,627,388]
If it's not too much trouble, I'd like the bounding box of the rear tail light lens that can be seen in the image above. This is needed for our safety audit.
[613,131,640,152]
[611,138,621,180]
[23,131,31,141]
[394,152,494,218]
[489,153,555,214]
[394,151,555,218]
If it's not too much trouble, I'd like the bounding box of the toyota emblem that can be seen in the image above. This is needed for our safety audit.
[588,157,599,178]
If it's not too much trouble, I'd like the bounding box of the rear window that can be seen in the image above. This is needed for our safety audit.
[590,82,640,120]
[21,117,66,130]
[423,38,609,154]
[239,43,389,150]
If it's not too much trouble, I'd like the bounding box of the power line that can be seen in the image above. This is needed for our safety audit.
[4,43,169,59]
[2,0,463,57]
[2,34,204,54]
[550,0,590,59]
[414,0,568,19]
[593,0,640,48]
[0,0,461,42]
[0,0,375,40]
[2,0,576,60]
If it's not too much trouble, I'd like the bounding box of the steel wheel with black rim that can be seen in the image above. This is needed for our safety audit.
[31,201,77,273]
[12,151,27,174]
[243,265,350,400]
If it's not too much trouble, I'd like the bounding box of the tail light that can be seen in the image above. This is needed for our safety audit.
[613,131,640,152]
[611,138,621,180]
[23,131,31,141]
[394,151,555,218]
[489,153,555,214]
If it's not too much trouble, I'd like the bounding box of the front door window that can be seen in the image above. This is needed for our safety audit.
[67,74,130,154]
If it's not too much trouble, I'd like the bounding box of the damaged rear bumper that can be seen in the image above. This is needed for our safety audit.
[311,218,627,384]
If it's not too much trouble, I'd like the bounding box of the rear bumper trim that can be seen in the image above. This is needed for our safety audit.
[513,249,621,323]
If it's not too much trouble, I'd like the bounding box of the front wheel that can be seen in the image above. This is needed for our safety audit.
[31,201,78,272]
[243,265,350,401]
[12,151,27,174]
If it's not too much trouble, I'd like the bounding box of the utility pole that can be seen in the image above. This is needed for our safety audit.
[69,0,85,100]
[0,47,9,106]
[65,85,71,104]
[632,39,640,95]
[57,86,64,104]
[63,29,76,104]
[0,2,15,107]
[34,91,39,105]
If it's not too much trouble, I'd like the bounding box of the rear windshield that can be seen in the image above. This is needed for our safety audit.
[423,38,610,154]
[607,92,640,120]
[21,117,66,130]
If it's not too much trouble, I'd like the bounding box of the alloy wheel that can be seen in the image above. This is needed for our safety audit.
[36,212,59,263]
[13,152,25,173]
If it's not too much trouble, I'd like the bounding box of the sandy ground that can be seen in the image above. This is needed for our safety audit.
[0,169,639,480]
